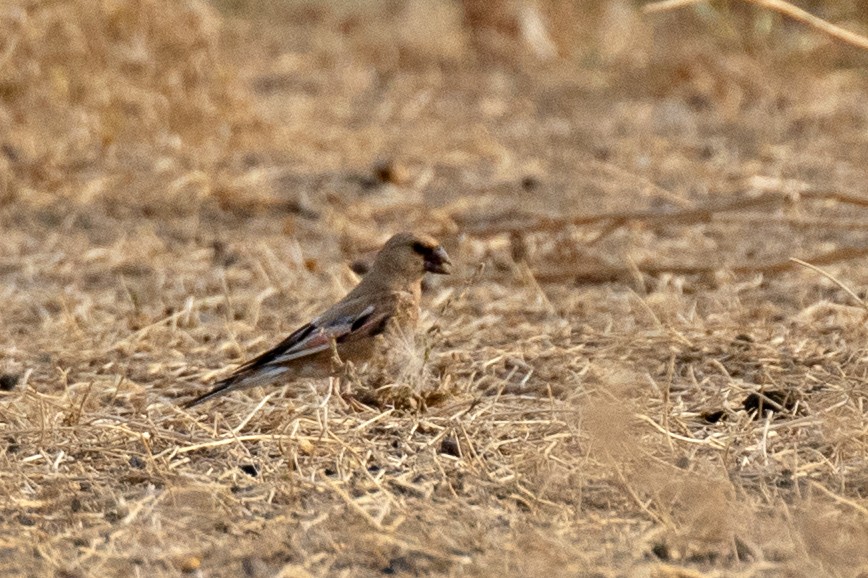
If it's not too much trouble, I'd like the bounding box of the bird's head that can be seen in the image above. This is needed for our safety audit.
[374,232,452,279]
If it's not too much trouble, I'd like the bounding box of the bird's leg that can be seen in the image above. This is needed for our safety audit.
[326,339,359,408]
[329,338,345,371]
[341,360,360,395]
[336,361,375,412]
[413,391,428,415]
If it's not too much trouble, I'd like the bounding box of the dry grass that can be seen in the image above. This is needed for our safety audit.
[1,1,868,576]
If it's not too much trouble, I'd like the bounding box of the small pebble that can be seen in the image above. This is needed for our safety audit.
[0,373,20,391]
[373,160,411,186]
[239,464,259,477]
[439,437,461,457]
[177,556,201,573]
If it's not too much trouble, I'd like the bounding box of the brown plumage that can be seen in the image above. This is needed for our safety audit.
[182,232,452,408]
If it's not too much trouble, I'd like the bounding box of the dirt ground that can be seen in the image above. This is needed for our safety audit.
[1,1,867,576]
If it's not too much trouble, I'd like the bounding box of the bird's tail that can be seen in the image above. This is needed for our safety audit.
[182,365,290,409]
[182,376,241,409]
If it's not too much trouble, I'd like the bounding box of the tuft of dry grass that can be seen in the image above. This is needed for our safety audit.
[0,0,266,213]
[1,1,868,577]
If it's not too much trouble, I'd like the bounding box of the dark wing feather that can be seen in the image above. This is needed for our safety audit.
[233,322,318,373]
[183,300,389,408]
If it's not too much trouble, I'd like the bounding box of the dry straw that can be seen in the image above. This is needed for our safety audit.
[1,0,867,576]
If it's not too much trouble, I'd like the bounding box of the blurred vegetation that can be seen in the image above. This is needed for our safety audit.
[0,0,865,209]
[0,0,263,208]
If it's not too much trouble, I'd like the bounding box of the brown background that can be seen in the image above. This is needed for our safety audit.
[1,1,867,576]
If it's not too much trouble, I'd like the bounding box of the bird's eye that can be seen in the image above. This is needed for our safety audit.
[411,241,432,256]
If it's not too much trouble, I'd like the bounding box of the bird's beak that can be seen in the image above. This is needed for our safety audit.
[424,246,452,275]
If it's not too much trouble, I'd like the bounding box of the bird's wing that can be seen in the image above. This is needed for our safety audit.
[235,298,389,372]
[183,295,394,408]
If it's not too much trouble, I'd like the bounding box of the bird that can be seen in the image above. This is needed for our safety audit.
[182,232,452,408]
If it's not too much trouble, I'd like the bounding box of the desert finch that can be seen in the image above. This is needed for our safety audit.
[183,232,451,408]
